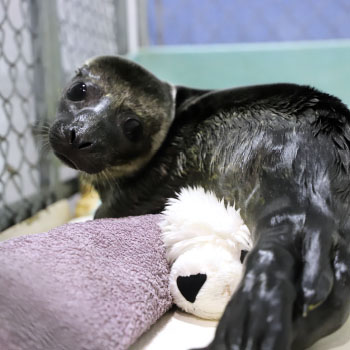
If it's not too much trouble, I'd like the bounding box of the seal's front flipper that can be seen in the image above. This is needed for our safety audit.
[301,209,335,316]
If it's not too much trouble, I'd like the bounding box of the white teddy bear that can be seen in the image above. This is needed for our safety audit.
[159,187,252,320]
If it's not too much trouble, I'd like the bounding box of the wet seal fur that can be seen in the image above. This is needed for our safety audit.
[50,56,350,350]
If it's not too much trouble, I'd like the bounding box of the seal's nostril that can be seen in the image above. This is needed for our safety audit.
[78,142,93,150]
[67,128,92,150]
[70,129,76,144]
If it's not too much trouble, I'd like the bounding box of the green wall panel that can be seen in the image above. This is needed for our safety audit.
[132,40,350,107]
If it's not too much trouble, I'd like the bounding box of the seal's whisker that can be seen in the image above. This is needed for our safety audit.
[104,168,120,190]
[37,141,51,153]
[31,122,51,136]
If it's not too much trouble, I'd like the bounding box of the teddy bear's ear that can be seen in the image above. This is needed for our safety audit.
[159,186,253,263]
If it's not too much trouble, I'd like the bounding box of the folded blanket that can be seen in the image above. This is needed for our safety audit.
[0,215,172,350]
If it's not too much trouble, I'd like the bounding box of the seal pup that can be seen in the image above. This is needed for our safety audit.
[50,56,350,350]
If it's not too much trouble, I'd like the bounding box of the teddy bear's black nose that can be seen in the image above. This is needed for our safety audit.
[177,273,207,303]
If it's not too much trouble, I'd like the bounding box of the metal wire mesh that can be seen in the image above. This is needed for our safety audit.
[0,0,42,226]
[147,0,350,45]
[0,0,120,231]
[57,0,119,82]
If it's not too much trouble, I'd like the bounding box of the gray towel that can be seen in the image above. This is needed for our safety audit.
[0,215,172,350]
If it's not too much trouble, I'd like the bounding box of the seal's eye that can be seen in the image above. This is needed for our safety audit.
[123,118,143,142]
[67,82,87,101]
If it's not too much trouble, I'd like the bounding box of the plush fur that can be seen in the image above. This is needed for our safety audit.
[160,187,252,320]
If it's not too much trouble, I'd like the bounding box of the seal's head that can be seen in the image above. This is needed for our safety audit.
[49,56,175,176]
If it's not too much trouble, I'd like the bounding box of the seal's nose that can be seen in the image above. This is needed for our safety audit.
[49,120,105,174]
[176,273,207,303]
[69,128,93,150]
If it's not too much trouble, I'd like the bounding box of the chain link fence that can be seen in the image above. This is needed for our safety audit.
[0,0,121,231]
[0,0,40,229]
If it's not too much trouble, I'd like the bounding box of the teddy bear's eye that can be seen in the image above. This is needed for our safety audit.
[240,250,248,263]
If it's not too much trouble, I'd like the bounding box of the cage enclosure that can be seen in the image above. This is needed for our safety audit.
[1,0,350,235]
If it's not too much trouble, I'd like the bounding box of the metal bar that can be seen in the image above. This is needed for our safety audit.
[30,0,63,189]
[126,0,139,53]
[114,0,128,55]
[137,0,149,47]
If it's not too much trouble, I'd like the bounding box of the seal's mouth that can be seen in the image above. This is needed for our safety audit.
[54,152,78,170]
[53,151,105,174]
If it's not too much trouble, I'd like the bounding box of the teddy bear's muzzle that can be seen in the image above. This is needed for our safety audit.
[176,273,207,303]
